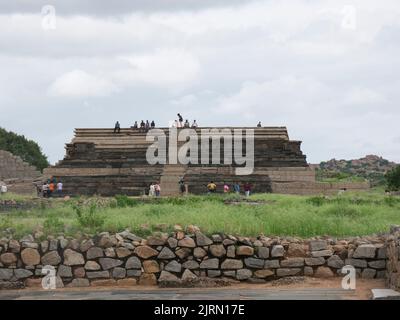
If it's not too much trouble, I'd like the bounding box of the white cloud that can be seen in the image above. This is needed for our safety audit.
[48,69,118,97]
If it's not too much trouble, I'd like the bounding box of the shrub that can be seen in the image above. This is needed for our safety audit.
[115,195,138,207]
[43,215,65,234]
[306,196,326,206]
[73,203,105,230]
[386,166,400,191]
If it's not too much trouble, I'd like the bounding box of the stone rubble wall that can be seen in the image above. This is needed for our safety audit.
[0,229,389,289]
[0,150,41,194]
[271,181,371,195]
[386,226,400,291]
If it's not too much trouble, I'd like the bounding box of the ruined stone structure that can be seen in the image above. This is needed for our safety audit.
[44,127,369,196]
[0,150,41,194]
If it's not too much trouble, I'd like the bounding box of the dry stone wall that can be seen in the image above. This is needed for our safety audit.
[0,150,41,194]
[0,229,391,290]
[386,225,400,291]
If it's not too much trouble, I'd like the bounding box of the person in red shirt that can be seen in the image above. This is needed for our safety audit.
[243,182,252,197]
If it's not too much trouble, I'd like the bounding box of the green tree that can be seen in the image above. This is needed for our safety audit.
[385,165,400,191]
[0,127,49,171]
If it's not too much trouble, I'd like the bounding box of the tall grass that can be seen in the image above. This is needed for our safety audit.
[0,192,399,238]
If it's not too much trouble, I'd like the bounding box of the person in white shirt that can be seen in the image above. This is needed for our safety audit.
[56,181,63,197]
[191,120,198,128]
[149,183,155,197]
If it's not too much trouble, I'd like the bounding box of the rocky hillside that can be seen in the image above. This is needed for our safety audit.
[315,155,398,186]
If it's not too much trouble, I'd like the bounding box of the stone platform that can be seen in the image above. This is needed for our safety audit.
[44,127,369,196]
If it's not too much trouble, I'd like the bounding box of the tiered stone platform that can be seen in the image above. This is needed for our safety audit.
[44,127,368,196]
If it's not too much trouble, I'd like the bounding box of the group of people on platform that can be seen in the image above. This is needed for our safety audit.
[207,181,252,196]
[148,182,161,197]
[37,179,63,198]
[114,115,262,133]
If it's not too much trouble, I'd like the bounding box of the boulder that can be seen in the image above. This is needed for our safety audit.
[116,247,131,258]
[208,270,221,278]
[304,266,314,276]
[14,269,33,279]
[99,258,123,270]
[314,266,335,278]
[368,260,386,269]
[182,269,198,282]
[195,232,213,246]
[63,249,84,266]
[288,243,306,257]
[353,244,377,259]
[69,278,90,287]
[0,268,13,280]
[167,237,178,248]
[165,260,182,273]
[175,248,191,259]
[157,247,176,259]
[236,246,254,256]
[143,260,160,273]
[276,268,302,277]
[80,239,94,252]
[125,256,142,269]
[280,258,304,268]
[221,259,243,270]
[362,268,376,279]
[86,247,104,259]
[193,247,207,259]
[57,265,72,278]
[227,246,236,258]
[147,235,167,246]
[257,247,269,259]
[244,258,265,269]
[209,244,226,257]
[304,257,325,266]
[236,269,252,280]
[84,261,101,271]
[139,273,157,285]
[74,267,86,278]
[41,251,61,266]
[182,260,200,269]
[309,240,327,251]
[345,258,368,268]
[112,267,127,279]
[271,245,285,257]
[134,246,158,259]
[177,237,196,248]
[86,271,110,279]
[200,258,219,269]
[8,240,21,253]
[264,260,280,269]
[327,255,345,269]
[127,269,142,277]
[21,248,40,266]
[0,253,17,265]
[254,269,274,278]
[158,271,181,286]
[311,250,333,257]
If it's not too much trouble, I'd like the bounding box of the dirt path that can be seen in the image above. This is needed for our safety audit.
[0,277,386,300]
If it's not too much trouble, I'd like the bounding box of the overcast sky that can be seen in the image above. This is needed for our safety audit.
[1,0,399,165]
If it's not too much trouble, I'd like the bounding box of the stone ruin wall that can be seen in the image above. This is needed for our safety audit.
[386,226,400,291]
[0,150,41,194]
[0,228,392,290]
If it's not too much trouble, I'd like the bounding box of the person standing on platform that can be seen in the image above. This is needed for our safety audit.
[207,181,217,194]
[56,180,63,197]
[114,121,121,133]
[149,183,155,197]
[233,182,240,194]
[154,182,161,197]
[177,113,183,128]
[223,182,230,193]
[257,121,262,127]
[191,120,198,128]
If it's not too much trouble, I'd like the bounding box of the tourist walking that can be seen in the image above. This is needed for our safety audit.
[114,121,120,133]
[149,183,155,197]
[154,183,161,197]
[56,180,63,197]
[244,182,252,197]
[179,178,186,194]
[177,113,183,127]
[233,182,240,194]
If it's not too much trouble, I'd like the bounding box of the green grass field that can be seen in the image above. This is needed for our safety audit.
[1,190,400,238]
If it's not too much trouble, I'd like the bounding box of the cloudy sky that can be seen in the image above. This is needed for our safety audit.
[1,0,399,164]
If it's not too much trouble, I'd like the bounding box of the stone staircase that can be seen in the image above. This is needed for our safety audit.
[159,164,187,196]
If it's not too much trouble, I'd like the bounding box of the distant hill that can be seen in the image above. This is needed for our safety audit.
[314,155,398,186]
[0,127,49,172]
